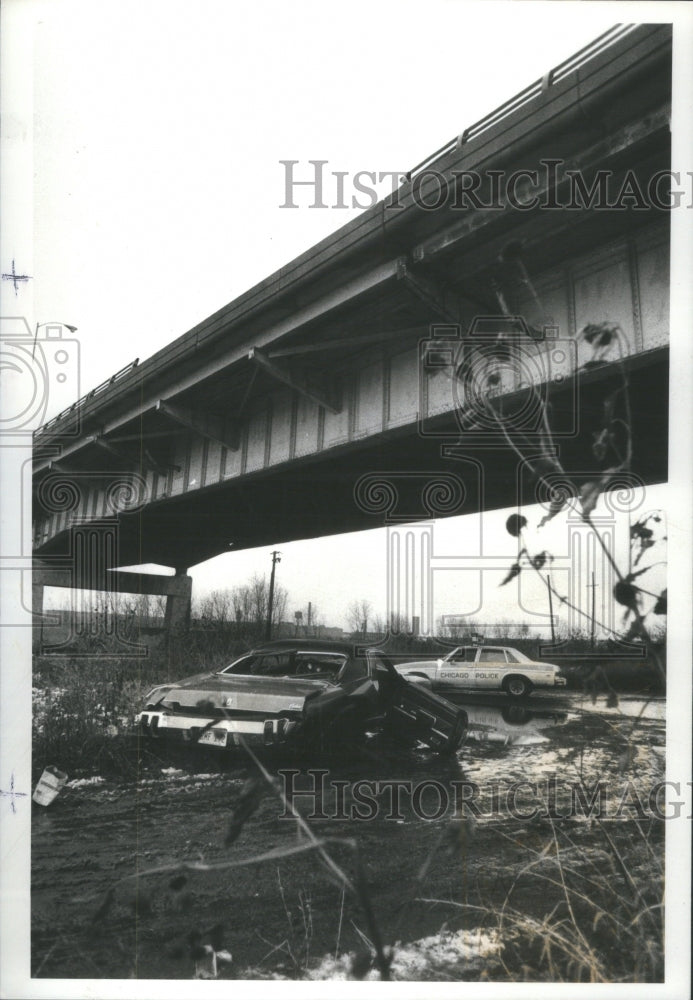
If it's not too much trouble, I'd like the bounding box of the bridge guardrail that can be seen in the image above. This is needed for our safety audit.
[33,358,140,440]
[404,24,637,181]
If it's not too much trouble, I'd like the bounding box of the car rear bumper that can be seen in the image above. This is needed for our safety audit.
[138,711,300,748]
[554,676,567,687]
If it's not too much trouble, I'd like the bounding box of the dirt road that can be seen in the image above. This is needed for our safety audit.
[31,694,666,980]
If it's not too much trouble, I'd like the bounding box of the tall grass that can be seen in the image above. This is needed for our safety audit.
[417,815,664,982]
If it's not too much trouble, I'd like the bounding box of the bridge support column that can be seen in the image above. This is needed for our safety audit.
[32,561,72,649]
[163,572,193,633]
[31,561,193,651]
[32,578,44,620]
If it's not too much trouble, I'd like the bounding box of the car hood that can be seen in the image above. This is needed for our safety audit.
[395,661,437,672]
[150,672,335,716]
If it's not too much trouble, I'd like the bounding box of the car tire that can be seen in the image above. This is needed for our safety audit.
[503,675,532,699]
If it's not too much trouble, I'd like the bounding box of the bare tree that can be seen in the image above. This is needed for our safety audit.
[436,615,484,641]
[244,573,288,627]
[196,579,289,628]
[272,582,288,626]
[387,611,412,636]
[196,589,232,624]
[346,598,373,635]
[231,585,253,625]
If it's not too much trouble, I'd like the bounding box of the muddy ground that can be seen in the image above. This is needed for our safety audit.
[31,692,666,981]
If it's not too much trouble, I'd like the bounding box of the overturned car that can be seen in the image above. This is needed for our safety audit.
[139,639,467,754]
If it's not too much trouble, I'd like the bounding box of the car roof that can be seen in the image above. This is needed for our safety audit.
[249,639,360,656]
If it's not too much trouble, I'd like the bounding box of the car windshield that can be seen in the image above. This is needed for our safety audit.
[219,650,347,680]
[220,654,260,675]
[443,647,476,663]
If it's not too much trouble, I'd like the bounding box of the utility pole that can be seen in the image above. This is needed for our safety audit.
[587,572,598,650]
[546,574,556,645]
[266,550,281,640]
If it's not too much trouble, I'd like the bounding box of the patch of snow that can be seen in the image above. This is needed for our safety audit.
[299,928,503,981]
[608,699,666,721]
[66,776,106,788]
[137,770,235,788]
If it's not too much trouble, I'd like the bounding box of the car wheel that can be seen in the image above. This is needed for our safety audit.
[503,676,532,699]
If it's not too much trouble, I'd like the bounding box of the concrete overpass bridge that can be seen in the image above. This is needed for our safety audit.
[32,24,671,634]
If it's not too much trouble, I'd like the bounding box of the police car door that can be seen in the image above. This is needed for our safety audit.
[437,646,476,688]
[474,647,507,689]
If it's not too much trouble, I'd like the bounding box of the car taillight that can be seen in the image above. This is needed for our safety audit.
[140,714,160,736]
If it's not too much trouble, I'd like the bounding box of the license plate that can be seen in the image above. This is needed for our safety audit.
[198,729,227,747]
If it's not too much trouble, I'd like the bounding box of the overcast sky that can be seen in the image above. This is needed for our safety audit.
[24,0,627,381]
[3,0,683,629]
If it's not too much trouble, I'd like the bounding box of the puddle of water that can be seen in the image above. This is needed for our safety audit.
[573,697,666,721]
[454,696,666,822]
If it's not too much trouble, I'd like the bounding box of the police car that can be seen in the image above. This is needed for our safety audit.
[395,645,567,698]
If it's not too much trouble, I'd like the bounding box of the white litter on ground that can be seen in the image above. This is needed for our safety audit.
[137,770,225,786]
[594,698,666,721]
[66,776,106,788]
[246,927,503,981]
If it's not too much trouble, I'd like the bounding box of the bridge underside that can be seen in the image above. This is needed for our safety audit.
[35,347,668,577]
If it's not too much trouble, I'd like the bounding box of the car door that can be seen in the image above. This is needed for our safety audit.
[301,651,382,738]
[369,651,467,753]
[473,647,508,689]
[437,646,476,687]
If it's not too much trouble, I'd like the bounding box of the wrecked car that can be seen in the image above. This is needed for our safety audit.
[396,645,568,698]
[138,639,467,754]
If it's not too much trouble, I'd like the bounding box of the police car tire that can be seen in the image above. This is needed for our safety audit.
[503,675,532,698]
